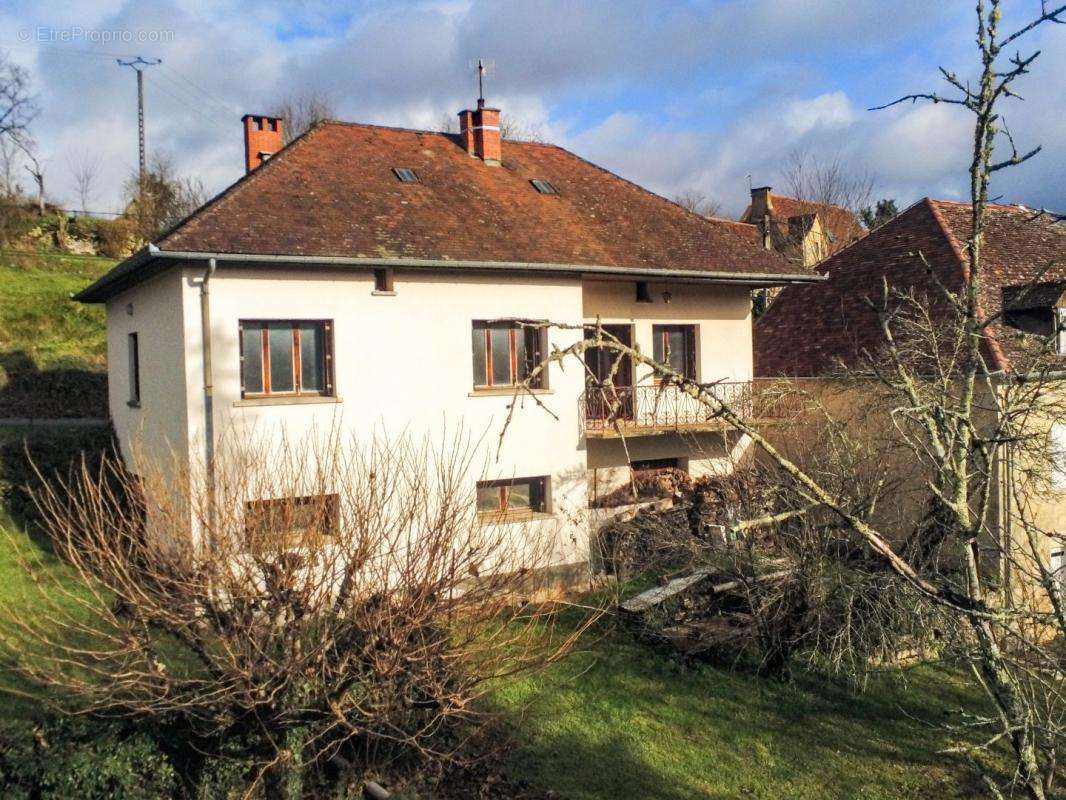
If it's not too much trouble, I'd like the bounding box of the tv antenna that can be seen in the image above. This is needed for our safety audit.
[468,58,495,106]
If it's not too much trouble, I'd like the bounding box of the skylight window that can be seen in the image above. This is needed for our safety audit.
[393,167,420,183]
[530,179,558,195]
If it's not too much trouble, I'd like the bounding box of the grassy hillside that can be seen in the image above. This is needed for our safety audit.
[0,250,114,417]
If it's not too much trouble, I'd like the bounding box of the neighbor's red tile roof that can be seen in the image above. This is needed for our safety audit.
[754,198,1066,376]
[158,121,806,277]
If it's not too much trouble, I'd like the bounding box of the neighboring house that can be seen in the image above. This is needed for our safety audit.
[738,187,865,269]
[75,98,819,569]
[754,197,1066,593]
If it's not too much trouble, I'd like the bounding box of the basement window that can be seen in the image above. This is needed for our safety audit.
[392,167,420,183]
[245,494,339,551]
[476,476,549,519]
[530,179,558,195]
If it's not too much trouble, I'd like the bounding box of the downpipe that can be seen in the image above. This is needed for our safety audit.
[201,258,217,537]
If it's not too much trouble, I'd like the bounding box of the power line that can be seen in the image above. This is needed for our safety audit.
[159,64,235,115]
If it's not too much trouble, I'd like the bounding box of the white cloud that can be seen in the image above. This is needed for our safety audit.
[1,0,1062,220]
[783,92,857,135]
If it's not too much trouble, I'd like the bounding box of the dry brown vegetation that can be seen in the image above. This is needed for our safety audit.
[0,429,595,798]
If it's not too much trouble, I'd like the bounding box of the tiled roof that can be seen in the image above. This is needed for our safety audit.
[754,198,1066,376]
[80,122,814,303]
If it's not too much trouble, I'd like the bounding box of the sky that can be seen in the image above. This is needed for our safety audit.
[1,0,1065,219]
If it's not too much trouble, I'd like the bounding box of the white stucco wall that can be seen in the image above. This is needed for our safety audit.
[180,266,590,565]
[107,266,761,567]
[106,269,191,471]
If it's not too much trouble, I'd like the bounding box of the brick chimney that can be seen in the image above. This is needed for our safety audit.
[457,100,501,166]
[750,186,774,250]
[242,114,284,173]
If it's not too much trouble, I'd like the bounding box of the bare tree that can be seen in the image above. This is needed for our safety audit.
[12,135,44,214]
[68,151,100,214]
[498,5,1066,796]
[0,134,21,197]
[269,91,336,144]
[781,148,874,215]
[123,152,207,242]
[673,189,723,218]
[0,51,36,143]
[1,428,593,798]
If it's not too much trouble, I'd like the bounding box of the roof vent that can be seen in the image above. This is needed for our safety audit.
[393,167,420,183]
[531,179,558,195]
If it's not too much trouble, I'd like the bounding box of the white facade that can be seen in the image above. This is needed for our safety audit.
[105,263,759,569]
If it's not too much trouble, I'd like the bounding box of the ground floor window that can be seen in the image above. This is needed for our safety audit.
[240,320,334,398]
[471,320,546,389]
[244,494,339,550]
[476,476,549,518]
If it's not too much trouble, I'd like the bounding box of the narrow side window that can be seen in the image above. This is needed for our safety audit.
[127,332,140,406]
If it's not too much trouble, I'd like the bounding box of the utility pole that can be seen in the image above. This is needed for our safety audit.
[117,56,162,201]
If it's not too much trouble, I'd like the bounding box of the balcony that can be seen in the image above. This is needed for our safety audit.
[579,380,794,438]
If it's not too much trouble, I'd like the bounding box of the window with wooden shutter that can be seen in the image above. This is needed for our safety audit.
[471,321,546,389]
[239,320,334,398]
[652,324,697,380]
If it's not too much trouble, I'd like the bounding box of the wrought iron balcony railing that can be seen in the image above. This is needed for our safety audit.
[579,380,793,436]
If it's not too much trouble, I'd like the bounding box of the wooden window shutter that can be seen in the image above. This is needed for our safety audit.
[324,321,334,395]
[684,327,697,380]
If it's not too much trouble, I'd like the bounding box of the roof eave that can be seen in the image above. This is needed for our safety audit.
[74,247,825,303]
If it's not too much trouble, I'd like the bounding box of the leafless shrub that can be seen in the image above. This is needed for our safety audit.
[68,151,99,214]
[0,428,593,797]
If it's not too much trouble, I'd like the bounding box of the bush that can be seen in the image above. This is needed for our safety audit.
[0,717,178,799]
[93,217,135,258]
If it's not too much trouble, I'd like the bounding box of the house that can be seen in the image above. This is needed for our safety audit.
[74,97,820,570]
[754,197,1066,594]
[738,186,865,269]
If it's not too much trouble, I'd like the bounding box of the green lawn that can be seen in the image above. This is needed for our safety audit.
[495,623,984,799]
[0,506,987,799]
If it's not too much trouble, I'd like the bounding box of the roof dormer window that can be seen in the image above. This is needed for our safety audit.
[530,179,558,195]
[393,167,420,183]
[1002,283,1066,355]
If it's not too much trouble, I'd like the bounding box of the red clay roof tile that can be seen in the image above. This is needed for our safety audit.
[754,198,1066,376]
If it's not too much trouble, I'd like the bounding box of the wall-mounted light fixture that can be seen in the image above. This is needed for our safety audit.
[662,290,673,304]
